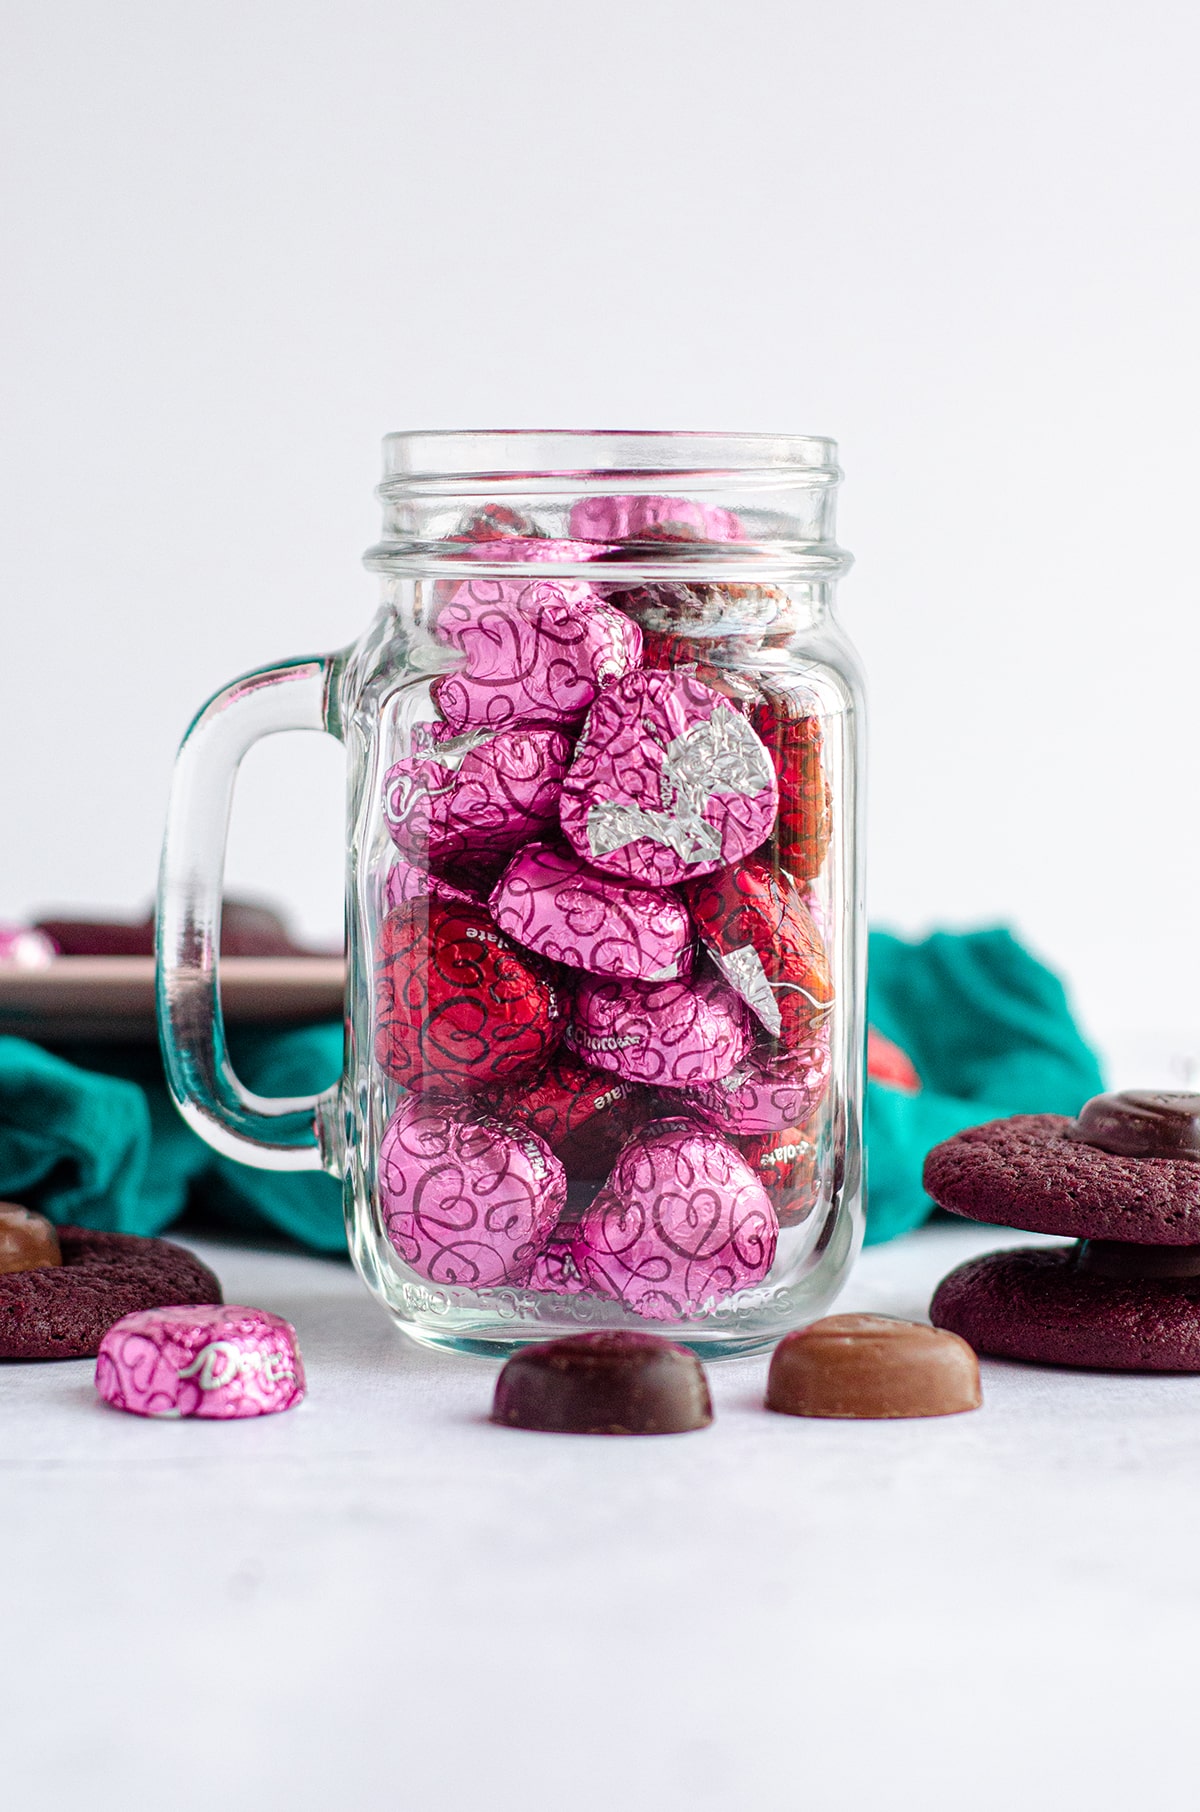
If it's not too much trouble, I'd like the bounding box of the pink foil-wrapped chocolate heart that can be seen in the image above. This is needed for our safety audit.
[379,1096,566,1289]
[383,722,572,868]
[95,1305,305,1419]
[570,1120,777,1319]
[568,974,751,1088]
[384,858,481,913]
[559,671,778,887]
[431,574,641,733]
[567,495,744,544]
[489,841,693,982]
[685,1036,831,1135]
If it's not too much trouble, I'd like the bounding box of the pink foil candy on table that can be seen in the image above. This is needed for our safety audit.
[383,721,572,868]
[568,974,751,1088]
[559,671,778,888]
[489,841,693,982]
[379,1096,566,1289]
[570,1120,777,1319]
[431,573,641,733]
[685,1036,831,1135]
[0,925,57,968]
[94,1305,305,1419]
[568,495,744,544]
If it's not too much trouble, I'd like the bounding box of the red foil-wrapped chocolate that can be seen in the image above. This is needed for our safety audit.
[559,671,778,887]
[489,841,693,982]
[478,1047,648,1180]
[736,1120,821,1228]
[682,858,832,1046]
[375,899,563,1090]
[751,687,831,881]
[379,1096,565,1289]
[686,1036,831,1135]
[570,1120,777,1319]
[568,974,751,1088]
[568,495,744,544]
[383,722,572,868]
[431,574,641,733]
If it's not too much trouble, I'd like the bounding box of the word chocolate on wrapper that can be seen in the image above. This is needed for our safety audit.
[559,670,778,887]
[490,841,693,982]
[478,1047,648,1180]
[383,722,571,868]
[375,899,562,1089]
[683,858,833,1045]
[686,1036,831,1135]
[571,1120,778,1320]
[95,1305,305,1420]
[379,1096,566,1289]
[431,575,641,733]
[737,1121,821,1228]
[568,974,751,1088]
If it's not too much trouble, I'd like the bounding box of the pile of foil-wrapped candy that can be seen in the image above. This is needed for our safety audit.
[372,496,836,1322]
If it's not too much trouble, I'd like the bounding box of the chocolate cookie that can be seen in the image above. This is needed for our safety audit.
[923,1113,1200,1243]
[0,1228,221,1361]
[931,1245,1200,1371]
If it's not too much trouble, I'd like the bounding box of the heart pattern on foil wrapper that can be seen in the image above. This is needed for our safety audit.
[431,574,641,733]
[685,1035,831,1136]
[375,898,563,1091]
[569,1119,778,1320]
[567,974,752,1089]
[559,670,778,888]
[383,721,572,869]
[490,840,693,983]
[379,1096,566,1289]
[95,1306,305,1420]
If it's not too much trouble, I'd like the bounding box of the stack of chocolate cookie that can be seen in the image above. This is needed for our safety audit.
[925,1091,1200,1370]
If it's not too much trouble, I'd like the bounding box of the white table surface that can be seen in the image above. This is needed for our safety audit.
[5,1217,1198,1812]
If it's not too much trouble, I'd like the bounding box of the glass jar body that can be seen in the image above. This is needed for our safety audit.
[338,456,864,1358]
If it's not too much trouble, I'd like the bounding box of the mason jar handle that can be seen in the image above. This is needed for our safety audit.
[156,655,343,1171]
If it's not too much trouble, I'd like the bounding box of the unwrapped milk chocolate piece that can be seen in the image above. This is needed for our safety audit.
[683,858,832,1045]
[383,721,572,868]
[375,898,562,1090]
[490,841,692,982]
[568,974,751,1088]
[571,1119,777,1319]
[380,1096,565,1289]
[0,1203,62,1275]
[431,573,641,732]
[95,1304,305,1420]
[491,1330,713,1434]
[559,670,778,888]
[766,1315,981,1419]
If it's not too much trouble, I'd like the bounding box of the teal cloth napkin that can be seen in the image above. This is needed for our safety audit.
[864,928,1104,1243]
[0,1026,345,1251]
[0,927,1103,1250]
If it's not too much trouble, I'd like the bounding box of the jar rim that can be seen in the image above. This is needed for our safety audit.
[381,428,841,487]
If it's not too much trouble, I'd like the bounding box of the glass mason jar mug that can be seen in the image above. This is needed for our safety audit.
[158,430,864,1359]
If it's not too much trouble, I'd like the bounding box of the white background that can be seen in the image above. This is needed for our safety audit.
[4,0,1200,1071]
